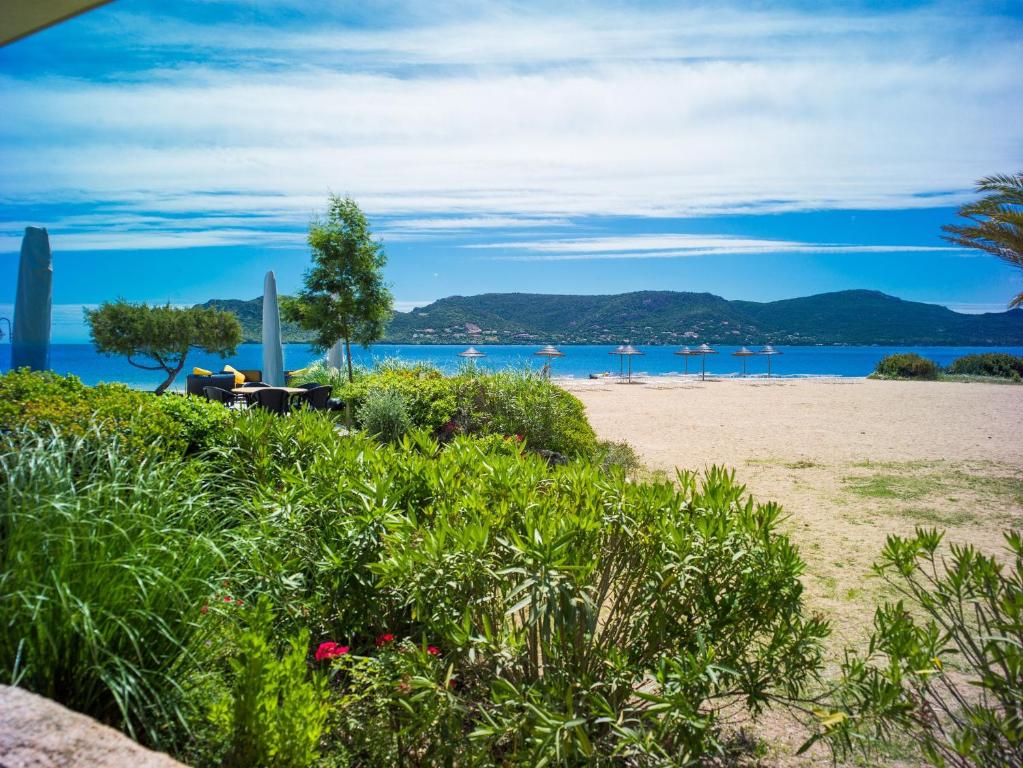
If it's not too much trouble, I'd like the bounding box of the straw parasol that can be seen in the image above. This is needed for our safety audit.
[673,345,699,376]
[758,344,782,378]
[732,346,756,377]
[615,344,644,383]
[692,343,718,381]
[534,344,565,377]
[458,346,486,366]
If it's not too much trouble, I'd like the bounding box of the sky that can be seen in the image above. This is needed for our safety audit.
[1,0,1021,341]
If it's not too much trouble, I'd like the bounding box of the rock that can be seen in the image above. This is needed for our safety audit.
[0,685,187,768]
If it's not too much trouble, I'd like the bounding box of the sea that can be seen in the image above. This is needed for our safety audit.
[3,343,1023,390]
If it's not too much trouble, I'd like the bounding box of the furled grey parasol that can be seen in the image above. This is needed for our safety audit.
[262,271,285,386]
[11,227,53,371]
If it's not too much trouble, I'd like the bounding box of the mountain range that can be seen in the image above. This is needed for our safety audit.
[195,290,1023,346]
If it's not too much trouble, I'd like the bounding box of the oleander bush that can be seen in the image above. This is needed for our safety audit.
[872,353,940,380]
[297,359,597,457]
[816,528,1023,768]
[0,369,234,456]
[3,402,827,766]
[0,368,188,457]
[946,352,1023,380]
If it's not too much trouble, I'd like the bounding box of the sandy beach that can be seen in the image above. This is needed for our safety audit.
[564,375,1023,764]
[564,376,1023,649]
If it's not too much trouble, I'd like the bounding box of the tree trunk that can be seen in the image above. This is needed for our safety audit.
[155,357,186,395]
[344,336,354,383]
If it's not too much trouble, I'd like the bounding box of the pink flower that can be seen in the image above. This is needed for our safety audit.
[427,645,440,656]
[314,642,349,661]
[376,633,396,647]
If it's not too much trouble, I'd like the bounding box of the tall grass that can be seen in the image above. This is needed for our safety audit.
[0,429,229,746]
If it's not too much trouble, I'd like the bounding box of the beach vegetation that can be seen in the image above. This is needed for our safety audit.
[871,353,939,380]
[814,528,1023,768]
[282,195,393,382]
[297,359,598,458]
[946,352,1023,381]
[942,171,1023,309]
[1,404,828,767]
[85,300,242,394]
[0,369,232,458]
[357,386,412,443]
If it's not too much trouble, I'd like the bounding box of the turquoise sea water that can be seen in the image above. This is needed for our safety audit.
[3,344,1023,389]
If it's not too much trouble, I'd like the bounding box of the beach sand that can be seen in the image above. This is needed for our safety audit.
[562,376,1023,765]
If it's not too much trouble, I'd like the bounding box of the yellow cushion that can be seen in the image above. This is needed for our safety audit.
[192,366,212,376]
[222,364,245,386]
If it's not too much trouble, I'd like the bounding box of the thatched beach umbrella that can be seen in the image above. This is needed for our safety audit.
[458,346,485,368]
[11,227,52,371]
[758,344,782,378]
[262,271,285,386]
[534,344,564,377]
[616,344,643,383]
[692,343,718,381]
[732,346,756,377]
[673,345,699,376]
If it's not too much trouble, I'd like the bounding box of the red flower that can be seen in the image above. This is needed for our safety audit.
[427,645,440,656]
[376,633,396,647]
[515,434,524,442]
[200,604,209,615]
[235,599,244,606]
[314,642,349,661]
[223,595,233,602]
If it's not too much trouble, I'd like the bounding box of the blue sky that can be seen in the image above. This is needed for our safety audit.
[1,0,1021,340]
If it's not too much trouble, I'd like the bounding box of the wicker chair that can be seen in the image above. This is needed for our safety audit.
[203,386,236,406]
[252,387,289,415]
[295,385,332,410]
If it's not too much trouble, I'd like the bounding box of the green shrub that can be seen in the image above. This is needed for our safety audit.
[0,430,228,746]
[946,352,1023,380]
[816,528,1023,768]
[0,368,189,457]
[212,412,827,764]
[0,369,236,457]
[295,360,597,458]
[593,438,641,476]
[872,353,939,380]
[209,599,328,768]
[451,368,598,457]
[358,387,413,443]
[153,392,236,451]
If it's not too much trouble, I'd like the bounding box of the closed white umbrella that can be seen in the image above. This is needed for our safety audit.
[11,227,52,371]
[262,271,285,386]
[327,339,343,371]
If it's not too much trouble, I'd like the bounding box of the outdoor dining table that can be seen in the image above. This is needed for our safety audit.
[231,386,306,395]
[231,385,307,406]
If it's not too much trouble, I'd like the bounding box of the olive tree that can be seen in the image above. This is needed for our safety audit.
[86,300,242,393]
[282,195,393,383]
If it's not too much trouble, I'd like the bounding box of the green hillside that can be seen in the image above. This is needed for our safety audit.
[195,290,1023,346]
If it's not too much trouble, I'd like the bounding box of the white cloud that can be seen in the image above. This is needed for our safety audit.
[0,1,1020,234]
[468,233,959,261]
